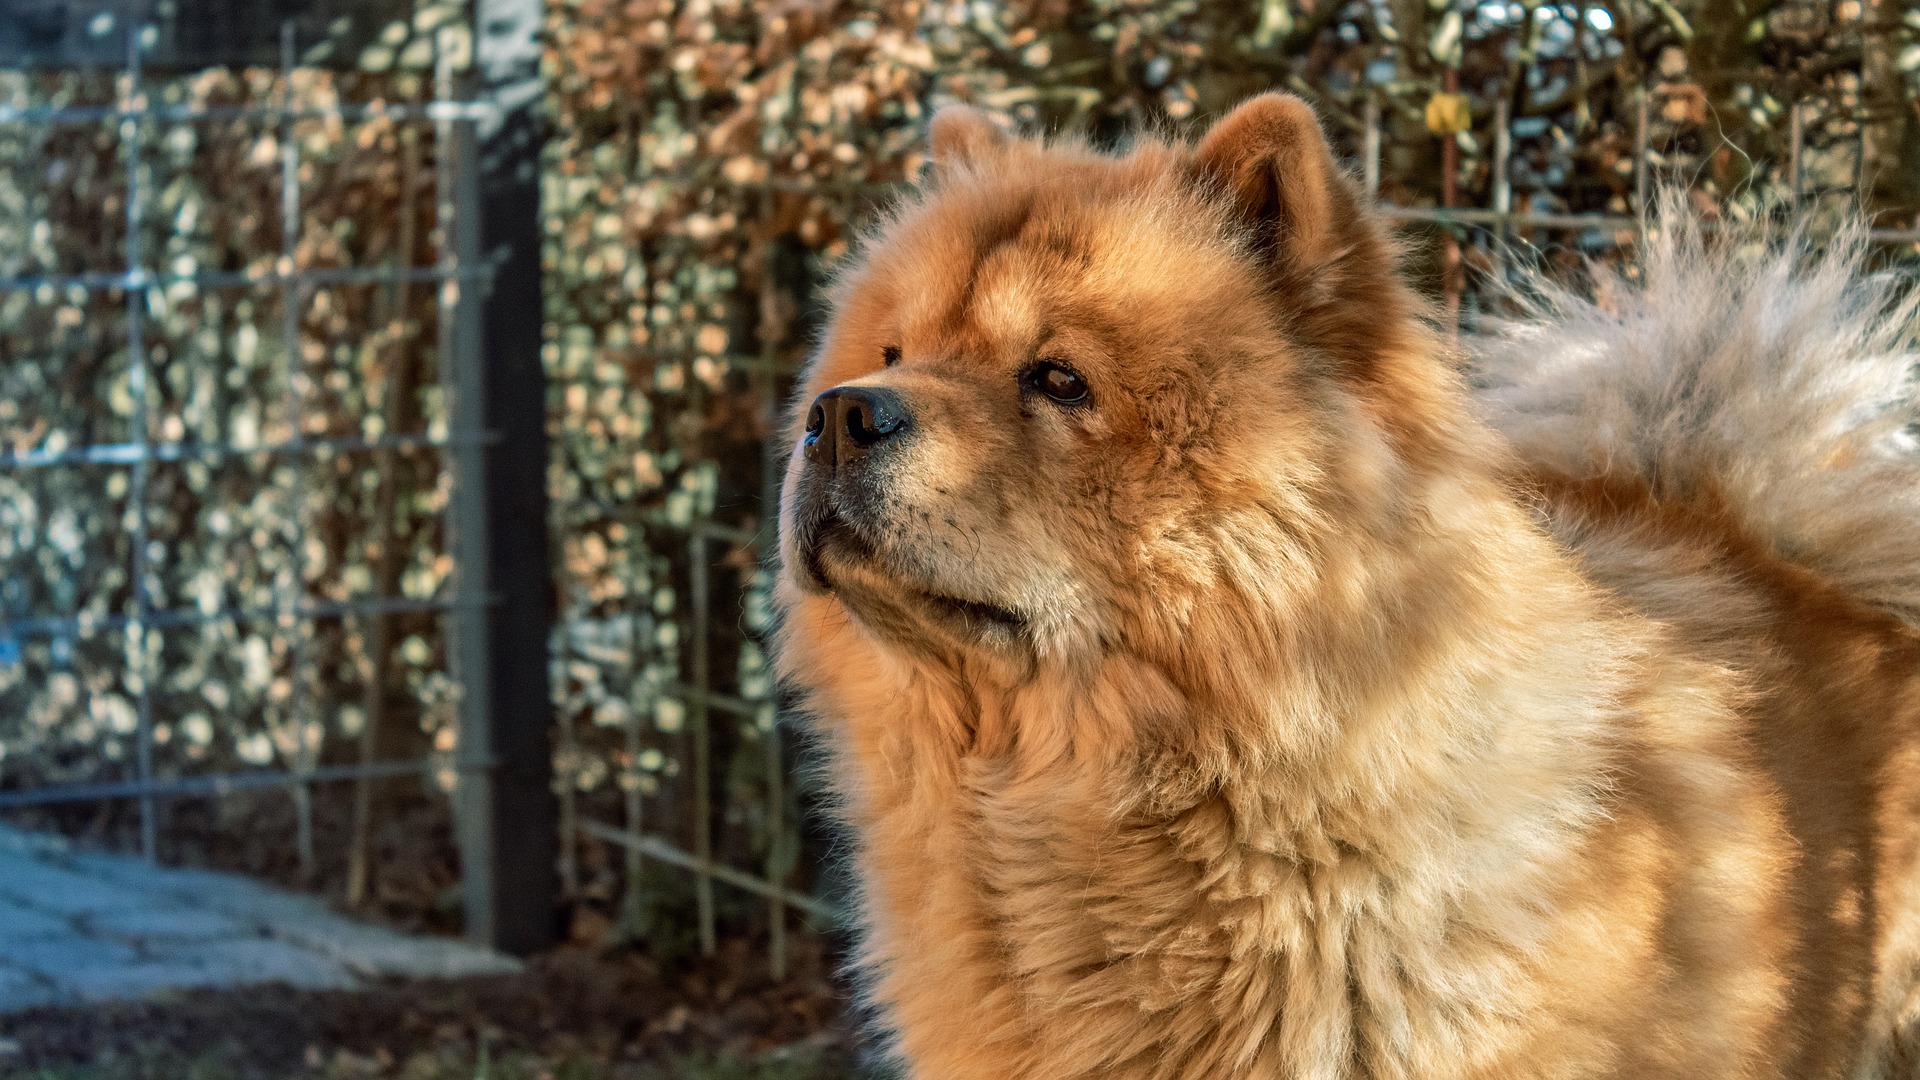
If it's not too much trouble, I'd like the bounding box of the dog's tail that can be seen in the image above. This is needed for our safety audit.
[1471,195,1920,628]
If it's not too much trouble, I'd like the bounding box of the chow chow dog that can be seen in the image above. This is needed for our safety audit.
[771,93,1920,1079]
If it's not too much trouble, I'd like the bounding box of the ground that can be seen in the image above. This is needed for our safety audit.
[0,812,874,1079]
[0,940,879,1080]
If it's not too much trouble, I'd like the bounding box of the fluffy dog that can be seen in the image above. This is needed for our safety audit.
[771,93,1920,1079]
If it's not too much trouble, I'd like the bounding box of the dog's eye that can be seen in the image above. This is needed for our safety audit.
[1027,361,1089,405]
[882,345,902,367]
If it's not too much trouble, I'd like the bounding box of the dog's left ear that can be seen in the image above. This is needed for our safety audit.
[1192,94,1366,274]
[1192,95,1420,387]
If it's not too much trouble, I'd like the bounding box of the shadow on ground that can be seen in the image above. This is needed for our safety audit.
[0,942,884,1080]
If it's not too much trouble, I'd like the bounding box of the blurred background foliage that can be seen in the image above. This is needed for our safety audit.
[0,0,1915,955]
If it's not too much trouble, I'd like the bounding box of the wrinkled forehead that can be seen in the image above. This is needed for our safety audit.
[853,167,1243,359]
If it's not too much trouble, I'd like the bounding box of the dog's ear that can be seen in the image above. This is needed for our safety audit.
[929,105,1010,172]
[1193,95,1420,388]
[1192,94,1365,274]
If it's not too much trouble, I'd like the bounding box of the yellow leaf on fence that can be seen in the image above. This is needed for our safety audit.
[1425,92,1472,136]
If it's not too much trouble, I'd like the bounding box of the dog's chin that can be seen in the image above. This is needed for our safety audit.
[801,515,1028,647]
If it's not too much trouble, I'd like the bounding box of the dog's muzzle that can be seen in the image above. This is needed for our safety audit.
[790,384,914,590]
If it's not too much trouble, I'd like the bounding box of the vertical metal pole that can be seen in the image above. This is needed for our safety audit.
[1852,114,1866,202]
[1440,67,1460,210]
[617,606,641,906]
[1491,96,1512,216]
[1490,95,1512,308]
[122,23,157,863]
[624,590,655,909]
[689,531,716,957]
[1857,0,1898,205]
[1362,95,1380,204]
[555,614,578,900]
[439,26,494,946]
[1440,69,1463,333]
[279,20,316,882]
[1788,99,1805,200]
[458,0,559,954]
[757,190,786,980]
[762,690,785,979]
[1632,86,1650,213]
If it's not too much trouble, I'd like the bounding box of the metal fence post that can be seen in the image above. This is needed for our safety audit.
[1491,96,1512,216]
[278,20,318,884]
[1362,95,1380,204]
[121,22,158,863]
[450,0,558,955]
[1788,99,1805,200]
[1632,86,1650,213]
[689,530,716,957]
[757,190,788,980]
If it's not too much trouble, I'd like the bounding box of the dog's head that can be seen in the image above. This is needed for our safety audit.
[777,95,1446,679]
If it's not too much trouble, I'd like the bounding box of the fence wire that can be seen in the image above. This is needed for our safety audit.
[0,24,497,919]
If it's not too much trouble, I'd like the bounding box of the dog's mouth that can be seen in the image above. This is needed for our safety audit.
[801,512,1026,637]
[799,514,857,594]
[917,591,1026,633]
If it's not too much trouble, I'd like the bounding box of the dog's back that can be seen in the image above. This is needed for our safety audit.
[1475,216,1920,1075]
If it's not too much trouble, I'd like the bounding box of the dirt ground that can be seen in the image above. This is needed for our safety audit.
[3,779,875,1078]
[0,934,882,1080]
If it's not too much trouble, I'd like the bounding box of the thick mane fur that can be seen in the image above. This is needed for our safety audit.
[1472,200,1920,626]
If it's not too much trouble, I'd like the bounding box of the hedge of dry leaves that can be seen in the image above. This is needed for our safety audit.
[0,0,1914,941]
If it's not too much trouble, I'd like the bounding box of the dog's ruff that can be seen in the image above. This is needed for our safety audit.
[771,95,1920,1079]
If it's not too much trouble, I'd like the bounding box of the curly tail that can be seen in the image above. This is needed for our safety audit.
[1471,196,1920,627]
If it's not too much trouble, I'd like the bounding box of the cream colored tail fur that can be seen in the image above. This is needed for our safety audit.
[1472,199,1920,627]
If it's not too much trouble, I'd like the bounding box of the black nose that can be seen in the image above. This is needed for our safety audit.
[804,386,911,470]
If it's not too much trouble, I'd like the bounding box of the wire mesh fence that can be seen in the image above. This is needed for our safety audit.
[0,22,504,933]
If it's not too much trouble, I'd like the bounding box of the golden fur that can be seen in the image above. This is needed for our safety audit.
[769,94,1920,1079]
